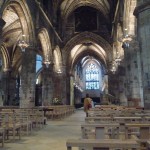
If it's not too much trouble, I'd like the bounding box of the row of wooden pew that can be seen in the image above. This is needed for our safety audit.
[0,105,75,147]
[0,107,46,147]
[41,105,75,120]
[66,105,150,150]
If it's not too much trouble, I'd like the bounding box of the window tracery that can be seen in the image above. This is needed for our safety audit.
[86,63,99,89]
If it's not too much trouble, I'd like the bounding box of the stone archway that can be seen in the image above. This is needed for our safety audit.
[63,32,112,105]
[38,28,52,65]
[63,32,112,74]
[64,32,112,62]
[0,44,10,71]
[1,0,35,43]
[37,28,53,105]
[1,0,35,107]
[53,45,65,103]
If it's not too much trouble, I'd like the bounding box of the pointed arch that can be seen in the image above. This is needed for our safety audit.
[64,32,113,62]
[1,0,35,74]
[2,0,35,44]
[0,44,11,71]
[53,45,63,73]
[38,28,52,62]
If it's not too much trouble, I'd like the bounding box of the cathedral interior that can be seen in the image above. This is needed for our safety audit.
[0,0,150,150]
[0,0,150,108]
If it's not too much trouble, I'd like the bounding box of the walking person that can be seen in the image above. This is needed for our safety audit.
[84,93,92,117]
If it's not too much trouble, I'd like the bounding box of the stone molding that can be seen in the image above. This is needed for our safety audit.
[134,2,150,16]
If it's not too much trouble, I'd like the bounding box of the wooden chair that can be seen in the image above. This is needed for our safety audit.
[1,112,21,140]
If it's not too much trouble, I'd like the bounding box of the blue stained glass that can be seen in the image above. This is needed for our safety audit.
[36,55,43,72]
[86,63,99,89]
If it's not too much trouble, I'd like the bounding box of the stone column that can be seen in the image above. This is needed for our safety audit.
[8,75,17,105]
[118,74,128,106]
[70,75,74,106]
[53,74,63,104]
[53,65,67,105]
[20,48,36,108]
[123,39,143,107]
[0,18,6,106]
[1,69,11,106]
[61,65,68,104]
[128,40,143,107]
[101,75,109,104]
[134,2,150,108]
[42,64,54,105]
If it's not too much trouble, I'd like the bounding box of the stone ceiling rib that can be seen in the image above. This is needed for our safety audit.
[2,27,22,38]
[2,8,19,29]
[64,32,112,62]
[2,19,21,35]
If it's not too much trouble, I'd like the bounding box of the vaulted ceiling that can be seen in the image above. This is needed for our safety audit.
[59,0,118,74]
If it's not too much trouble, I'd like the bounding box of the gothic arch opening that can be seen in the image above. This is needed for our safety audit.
[38,28,52,65]
[65,33,110,105]
[53,46,63,74]
[1,0,35,106]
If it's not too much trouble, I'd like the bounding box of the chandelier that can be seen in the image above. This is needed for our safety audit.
[18,35,29,52]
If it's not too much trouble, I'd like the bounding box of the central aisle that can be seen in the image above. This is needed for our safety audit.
[2,109,85,150]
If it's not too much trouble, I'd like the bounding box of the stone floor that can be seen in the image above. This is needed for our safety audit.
[1,109,85,150]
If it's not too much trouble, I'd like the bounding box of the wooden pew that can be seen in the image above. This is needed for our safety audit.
[0,112,21,140]
[14,109,33,135]
[85,116,114,124]
[125,123,150,139]
[66,139,140,150]
[41,105,75,120]
[114,116,142,123]
[81,123,119,139]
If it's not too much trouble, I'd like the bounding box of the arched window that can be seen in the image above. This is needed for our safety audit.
[86,63,99,89]
[36,55,43,72]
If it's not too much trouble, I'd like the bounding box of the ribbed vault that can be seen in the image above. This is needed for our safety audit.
[64,31,113,62]
[1,0,35,76]
[60,0,110,21]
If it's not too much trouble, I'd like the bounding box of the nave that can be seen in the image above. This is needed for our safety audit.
[1,109,84,150]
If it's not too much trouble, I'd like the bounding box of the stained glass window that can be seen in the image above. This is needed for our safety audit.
[36,55,42,72]
[86,63,99,89]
